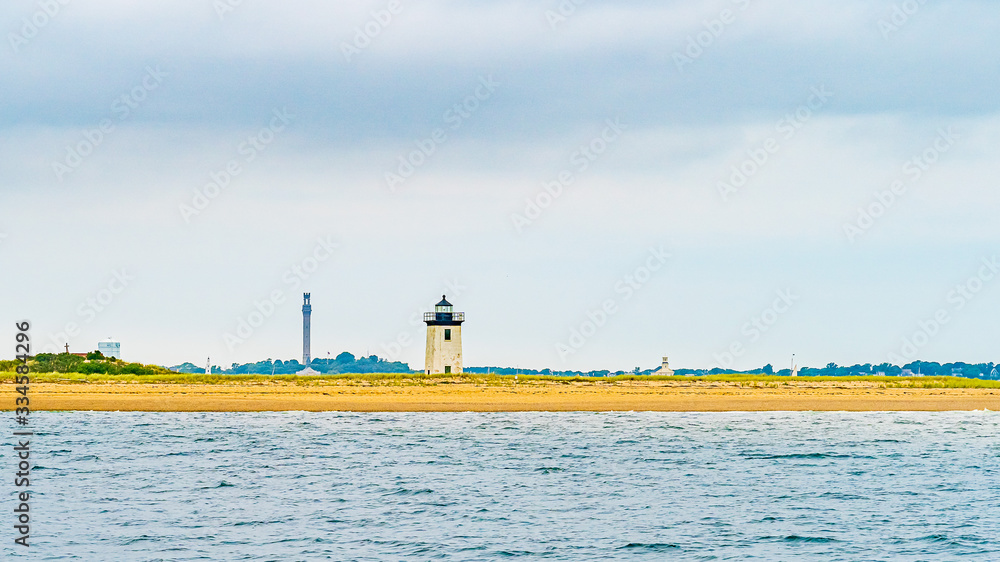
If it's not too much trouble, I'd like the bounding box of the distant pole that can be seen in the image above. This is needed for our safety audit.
[791,354,795,376]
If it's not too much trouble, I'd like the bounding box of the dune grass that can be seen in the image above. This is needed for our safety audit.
[2,371,1000,389]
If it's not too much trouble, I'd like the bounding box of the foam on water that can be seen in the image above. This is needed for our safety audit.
[5,411,1000,560]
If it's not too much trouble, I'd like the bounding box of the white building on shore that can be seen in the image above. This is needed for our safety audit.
[98,337,121,359]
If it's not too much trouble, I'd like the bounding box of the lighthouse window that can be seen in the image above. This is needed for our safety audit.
[444,329,451,341]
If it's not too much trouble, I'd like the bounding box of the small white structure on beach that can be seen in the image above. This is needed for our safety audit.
[654,356,675,376]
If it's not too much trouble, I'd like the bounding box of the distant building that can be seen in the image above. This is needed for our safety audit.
[98,337,121,359]
[655,356,675,376]
[424,295,464,374]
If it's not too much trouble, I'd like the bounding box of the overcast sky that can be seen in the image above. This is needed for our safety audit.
[2,0,999,372]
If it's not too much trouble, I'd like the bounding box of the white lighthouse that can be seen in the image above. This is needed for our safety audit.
[424,295,464,374]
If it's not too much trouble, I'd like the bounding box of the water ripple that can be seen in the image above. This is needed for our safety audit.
[6,411,1000,560]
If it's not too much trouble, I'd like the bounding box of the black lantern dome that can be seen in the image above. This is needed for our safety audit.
[425,295,465,326]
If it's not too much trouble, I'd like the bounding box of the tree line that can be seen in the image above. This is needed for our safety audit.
[171,352,411,375]
[468,361,1000,379]
[14,351,171,375]
[4,353,997,380]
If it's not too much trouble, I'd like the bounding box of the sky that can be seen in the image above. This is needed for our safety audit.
[2,0,999,372]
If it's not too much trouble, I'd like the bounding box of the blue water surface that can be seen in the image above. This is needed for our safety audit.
[4,411,1000,560]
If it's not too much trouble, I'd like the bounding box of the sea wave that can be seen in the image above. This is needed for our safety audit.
[8,411,1000,561]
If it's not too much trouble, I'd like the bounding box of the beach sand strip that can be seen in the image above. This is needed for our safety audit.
[2,382,999,412]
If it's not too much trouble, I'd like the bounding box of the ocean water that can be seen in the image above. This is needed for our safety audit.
[5,411,1000,560]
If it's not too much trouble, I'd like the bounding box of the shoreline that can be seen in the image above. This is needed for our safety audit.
[4,381,999,412]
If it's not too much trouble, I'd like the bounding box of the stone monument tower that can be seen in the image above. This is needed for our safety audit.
[302,293,312,366]
[424,295,464,374]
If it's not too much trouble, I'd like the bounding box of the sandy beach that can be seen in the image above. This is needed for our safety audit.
[3,380,999,412]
